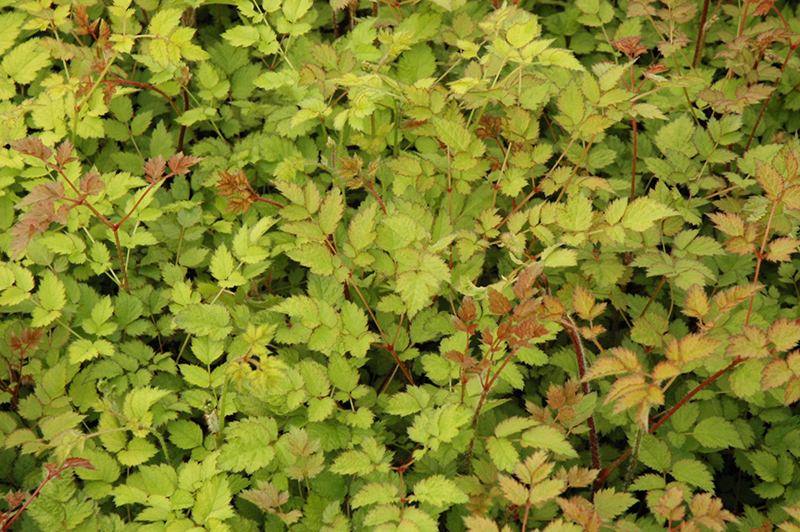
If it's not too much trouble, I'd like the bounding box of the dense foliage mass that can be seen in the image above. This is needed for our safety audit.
[2,0,800,530]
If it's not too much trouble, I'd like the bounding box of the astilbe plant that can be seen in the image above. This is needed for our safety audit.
[3,0,800,531]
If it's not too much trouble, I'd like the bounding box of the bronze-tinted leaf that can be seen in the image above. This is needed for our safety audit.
[16,182,64,210]
[487,287,511,314]
[79,172,105,195]
[10,138,53,161]
[55,141,76,168]
[143,155,166,182]
[168,152,203,175]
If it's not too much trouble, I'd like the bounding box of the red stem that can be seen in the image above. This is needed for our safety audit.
[102,77,183,116]
[347,273,414,385]
[178,88,189,152]
[561,317,600,470]
[359,171,387,214]
[2,464,70,532]
[692,0,711,68]
[630,117,638,202]
[594,357,742,488]
[744,43,798,152]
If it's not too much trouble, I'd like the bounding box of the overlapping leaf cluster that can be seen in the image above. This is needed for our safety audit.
[2,0,800,531]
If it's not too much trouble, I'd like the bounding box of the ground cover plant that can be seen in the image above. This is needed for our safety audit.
[2,0,800,530]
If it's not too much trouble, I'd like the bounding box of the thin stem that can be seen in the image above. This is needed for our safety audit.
[2,462,76,532]
[113,229,129,293]
[624,427,644,490]
[561,316,600,470]
[359,170,387,214]
[594,357,741,489]
[692,0,711,68]
[466,342,520,471]
[102,76,183,116]
[521,502,532,532]
[640,276,666,318]
[555,136,596,204]
[746,198,780,325]
[744,43,798,152]
[178,88,189,152]
[347,273,415,385]
[630,117,638,202]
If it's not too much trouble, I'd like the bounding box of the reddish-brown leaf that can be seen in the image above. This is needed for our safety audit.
[513,264,541,300]
[487,287,511,315]
[457,296,476,322]
[16,182,65,210]
[79,172,105,195]
[612,35,648,59]
[64,457,95,470]
[4,490,28,508]
[143,155,166,183]
[339,154,363,179]
[73,4,90,34]
[10,138,53,161]
[9,218,43,259]
[168,152,203,175]
[753,0,775,16]
[55,140,76,168]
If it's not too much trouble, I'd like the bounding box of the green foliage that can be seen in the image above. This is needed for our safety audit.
[2,0,800,531]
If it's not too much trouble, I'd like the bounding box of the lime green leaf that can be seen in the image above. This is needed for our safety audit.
[117,437,158,467]
[671,458,714,491]
[328,354,359,393]
[412,475,468,508]
[464,516,501,532]
[193,476,235,524]
[495,416,538,438]
[637,434,672,471]
[433,117,471,152]
[558,194,593,232]
[487,437,519,472]
[538,48,585,71]
[175,304,233,341]
[520,425,578,458]
[331,449,372,476]
[286,242,335,275]
[386,387,431,417]
[168,420,204,450]
[620,197,677,232]
[593,488,636,520]
[398,44,437,84]
[148,8,182,36]
[396,270,440,317]
[748,450,778,482]
[38,271,66,311]
[348,203,379,251]
[692,416,744,449]
[222,25,260,47]
[210,244,247,288]
[654,114,697,157]
[218,418,277,473]
[351,482,400,509]
[318,188,344,235]
[556,82,584,128]
[283,0,312,22]
[2,38,51,84]
[498,474,528,506]
[0,12,25,56]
